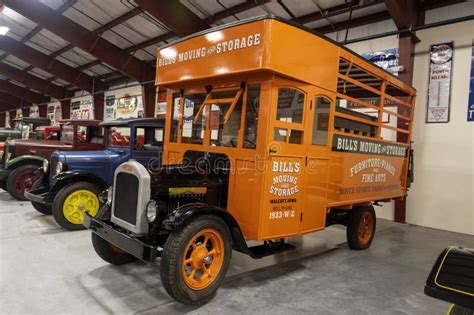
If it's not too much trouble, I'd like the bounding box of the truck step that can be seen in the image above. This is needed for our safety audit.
[248,240,296,258]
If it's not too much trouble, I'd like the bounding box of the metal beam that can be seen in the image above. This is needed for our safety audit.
[0,36,106,93]
[135,0,208,36]
[0,91,31,108]
[0,79,50,104]
[0,62,71,100]
[314,11,392,34]
[384,0,422,29]
[212,0,271,21]
[3,0,155,83]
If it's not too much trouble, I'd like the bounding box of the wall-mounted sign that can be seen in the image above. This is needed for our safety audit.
[29,105,39,118]
[104,86,144,121]
[362,48,399,75]
[468,40,474,122]
[426,42,454,123]
[47,102,62,125]
[15,109,22,118]
[71,96,94,120]
[5,111,10,128]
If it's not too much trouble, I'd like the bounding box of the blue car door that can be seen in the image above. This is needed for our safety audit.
[131,126,163,172]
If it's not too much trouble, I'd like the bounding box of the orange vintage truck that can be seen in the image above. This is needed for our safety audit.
[84,16,416,304]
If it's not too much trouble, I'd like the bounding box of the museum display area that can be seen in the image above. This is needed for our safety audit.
[0,1,472,314]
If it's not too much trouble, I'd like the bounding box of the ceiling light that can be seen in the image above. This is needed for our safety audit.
[0,26,9,35]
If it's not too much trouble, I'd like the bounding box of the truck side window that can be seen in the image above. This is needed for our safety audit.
[171,93,180,143]
[274,87,305,144]
[182,93,206,145]
[312,96,331,146]
[276,88,304,124]
[243,83,260,149]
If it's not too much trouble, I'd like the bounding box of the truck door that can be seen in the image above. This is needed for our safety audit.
[300,94,333,233]
[131,126,163,169]
[262,81,308,239]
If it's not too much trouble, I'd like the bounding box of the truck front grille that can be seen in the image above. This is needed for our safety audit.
[113,172,139,225]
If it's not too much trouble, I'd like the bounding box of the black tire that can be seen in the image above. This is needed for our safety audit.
[29,178,52,215]
[6,164,42,201]
[91,233,137,265]
[0,180,6,191]
[160,215,232,305]
[449,304,474,315]
[347,205,376,250]
[52,181,103,231]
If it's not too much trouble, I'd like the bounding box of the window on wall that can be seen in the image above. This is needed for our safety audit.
[274,87,305,144]
[312,96,331,146]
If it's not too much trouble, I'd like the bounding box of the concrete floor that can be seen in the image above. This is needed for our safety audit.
[1,190,473,314]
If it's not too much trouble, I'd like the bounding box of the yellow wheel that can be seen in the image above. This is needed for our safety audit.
[62,189,99,225]
[52,182,103,231]
[161,215,232,305]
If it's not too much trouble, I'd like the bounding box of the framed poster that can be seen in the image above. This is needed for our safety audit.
[426,42,453,123]
[468,39,474,122]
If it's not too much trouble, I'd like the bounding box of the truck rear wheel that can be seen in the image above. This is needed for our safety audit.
[347,205,376,250]
[160,215,232,305]
[30,179,52,215]
[52,182,102,231]
[91,233,137,265]
[6,165,42,201]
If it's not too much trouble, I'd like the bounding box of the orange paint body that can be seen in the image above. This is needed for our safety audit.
[155,17,416,241]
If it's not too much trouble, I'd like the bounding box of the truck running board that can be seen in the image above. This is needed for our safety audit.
[247,239,296,258]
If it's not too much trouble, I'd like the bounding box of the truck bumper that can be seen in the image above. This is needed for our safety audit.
[83,213,160,263]
[24,184,52,206]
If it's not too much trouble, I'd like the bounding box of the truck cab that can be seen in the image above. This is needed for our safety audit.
[25,118,165,231]
[0,119,104,200]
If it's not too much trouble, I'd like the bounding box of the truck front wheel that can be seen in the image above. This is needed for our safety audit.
[346,205,376,250]
[91,233,137,265]
[160,215,232,305]
[52,182,102,231]
[6,165,42,201]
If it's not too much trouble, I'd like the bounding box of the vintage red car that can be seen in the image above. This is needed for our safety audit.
[0,120,105,200]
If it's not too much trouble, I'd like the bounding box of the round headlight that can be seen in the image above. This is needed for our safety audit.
[146,200,157,222]
[43,159,49,173]
[55,161,63,175]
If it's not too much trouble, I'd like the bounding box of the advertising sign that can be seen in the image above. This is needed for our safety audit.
[104,86,144,121]
[5,111,10,128]
[47,102,61,125]
[362,48,399,75]
[426,42,454,123]
[29,105,39,118]
[71,96,94,120]
[468,40,474,122]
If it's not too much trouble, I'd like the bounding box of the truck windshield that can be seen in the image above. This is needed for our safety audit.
[108,127,130,147]
[171,83,260,149]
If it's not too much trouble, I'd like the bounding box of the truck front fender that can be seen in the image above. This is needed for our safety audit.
[50,170,109,194]
[163,203,259,258]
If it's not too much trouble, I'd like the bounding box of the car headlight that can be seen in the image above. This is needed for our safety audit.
[106,187,113,205]
[43,159,49,173]
[55,161,63,175]
[146,200,157,222]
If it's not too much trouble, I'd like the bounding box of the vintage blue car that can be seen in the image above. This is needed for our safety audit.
[25,117,165,231]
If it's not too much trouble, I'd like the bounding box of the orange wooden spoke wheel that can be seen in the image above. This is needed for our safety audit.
[358,212,374,245]
[181,228,224,290]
